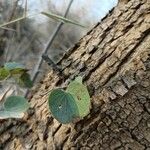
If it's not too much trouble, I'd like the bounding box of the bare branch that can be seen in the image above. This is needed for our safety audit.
[31,0,74,82]
[25,0,74,98]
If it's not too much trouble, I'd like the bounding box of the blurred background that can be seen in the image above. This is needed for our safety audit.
[0,0,118,95]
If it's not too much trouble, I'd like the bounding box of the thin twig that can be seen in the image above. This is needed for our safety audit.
[0,14,36,28]
[0,86,13,102]
[42,54,63,75]
[0,27,16,31]
[8,0,20,22]
[24,0,28,17]
[31,0,74,82]
[24,0,74,98]
[0,86,14,110]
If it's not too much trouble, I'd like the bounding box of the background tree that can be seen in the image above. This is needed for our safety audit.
[0,0,150,149]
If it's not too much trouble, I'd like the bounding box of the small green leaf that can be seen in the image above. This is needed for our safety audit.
[0,96,29,119]
[0,110,24,119]
[4,96,30,113]
[4,62,25,70]
[41,12,85,28]
[74,76,83,84]
[0,68,10,80]
[18,72,33,88]
[4,62,27,75]
[48,89,79,124]
[66,77,91,118]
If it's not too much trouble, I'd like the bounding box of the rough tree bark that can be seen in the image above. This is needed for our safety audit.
[0,0,150,149]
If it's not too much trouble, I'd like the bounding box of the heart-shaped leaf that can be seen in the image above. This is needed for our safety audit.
[4,96,30,113]
[66,77,91,118]
[0,68,9,80]
[48,89,79,124]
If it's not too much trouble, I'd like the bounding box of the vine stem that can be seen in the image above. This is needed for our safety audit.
[24,0,74,98]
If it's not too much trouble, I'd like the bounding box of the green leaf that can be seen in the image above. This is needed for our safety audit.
[66,77,91,118]
[0,110,24,119]
[0,96,29,119]
[74,76,83,84]
[18,72,33,88]
[4,62,25,71]
[0,68,10,80]
[4,96,30,113]
[41,12,85,28]
[4,62,27,75]
[48,89,79,124]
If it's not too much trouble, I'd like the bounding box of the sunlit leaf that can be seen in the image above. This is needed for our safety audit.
[0,96,29,119]
[18,72,33,88]
[4,62,27,75]
[4,62,25,70]
[4,96,30,113]
[0,68,9,80]
[41,12,85,28]
[66,77,91,118]
[74,76,83,84]
[48,89,79,124]
[0,110,24,119]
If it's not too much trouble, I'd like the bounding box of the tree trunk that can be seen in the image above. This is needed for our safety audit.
[0,0,150,149]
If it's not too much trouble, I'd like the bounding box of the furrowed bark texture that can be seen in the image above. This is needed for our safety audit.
[0,0,150,149]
